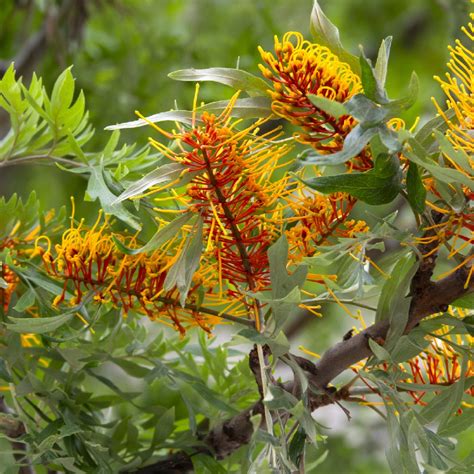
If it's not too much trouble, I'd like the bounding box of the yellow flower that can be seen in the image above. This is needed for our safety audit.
[258,32,372,171]
[432,15,474,163]
[142,90,293,317]
[38,210,230,335]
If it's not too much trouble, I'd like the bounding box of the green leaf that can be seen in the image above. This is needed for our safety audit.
[302,153,402,205]
[192,453,227,474]
[267,236,307,331]
[6,313,74,334]
[359,50,385,103]
[309,1,360,74]
[288,427,306,467]
[114,163,185,203]
[390,330,430,363]
[405,139,474,191]
[154,407,175,443]
[106,97,272,130]
[307,94,348,119]
[437,357,468,431]
[451,293,474,310]
[414,109,456,149]
[368,338,391,361]
[114,212,194,255]
[50,67,75,119]
[12,289,36,312]
[0,277,8,289]
[164,215,203,304]
[438,409,474,437]
[345,94,387,126]
[376,253,418,348]
[434,130,472,174]
[235,328,290,359]
[374,37,392,91]
[85,162,141,230]
[303,123,378,166]
[384,72,419,114]
[406,162,426,214]
[168,67,269,96]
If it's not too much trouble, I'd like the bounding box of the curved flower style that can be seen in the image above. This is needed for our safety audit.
[39,213,224,334]
[258,32,372,170]
[1,213,48,312]
[421,16,474,287]
[432,15,473,164]
[404,332,474,408]
[145,93,293,304]
[282,190,363,260]
[0,239,18,312]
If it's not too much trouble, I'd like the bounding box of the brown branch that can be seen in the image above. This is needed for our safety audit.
[0,397,35,474]
[132,261,473,473]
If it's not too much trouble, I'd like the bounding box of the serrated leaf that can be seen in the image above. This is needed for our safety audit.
[168,67,269,96]
[302,153,402,205]
[6,313,74,334]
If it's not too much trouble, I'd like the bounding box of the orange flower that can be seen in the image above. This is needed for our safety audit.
[144,91,293,307]
[282,190,360,260]
[258,32,372,171]
[39,212,224,334]
[432,15,473,164]
[404,333,473,408]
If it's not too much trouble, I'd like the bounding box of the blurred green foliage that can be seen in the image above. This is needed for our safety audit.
[0,1,471,472]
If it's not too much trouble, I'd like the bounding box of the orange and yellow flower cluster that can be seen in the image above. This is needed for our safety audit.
[258,32,372,171]
[39,211,223,334]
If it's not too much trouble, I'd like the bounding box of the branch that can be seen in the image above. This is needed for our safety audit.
[0,397,35,474]
[132,260,473,472]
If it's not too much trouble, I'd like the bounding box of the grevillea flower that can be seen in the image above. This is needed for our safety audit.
[414,203,473,288]
[432,15,473,165]
[1,215,49,312]
[258,32,372,171]
[345,308,473,409]
[39,210,226,334]
[422,15,474,287]
[0,240,18,313]
[281,190,362,260]
[142,91,294,325]
[403,332,473,408]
